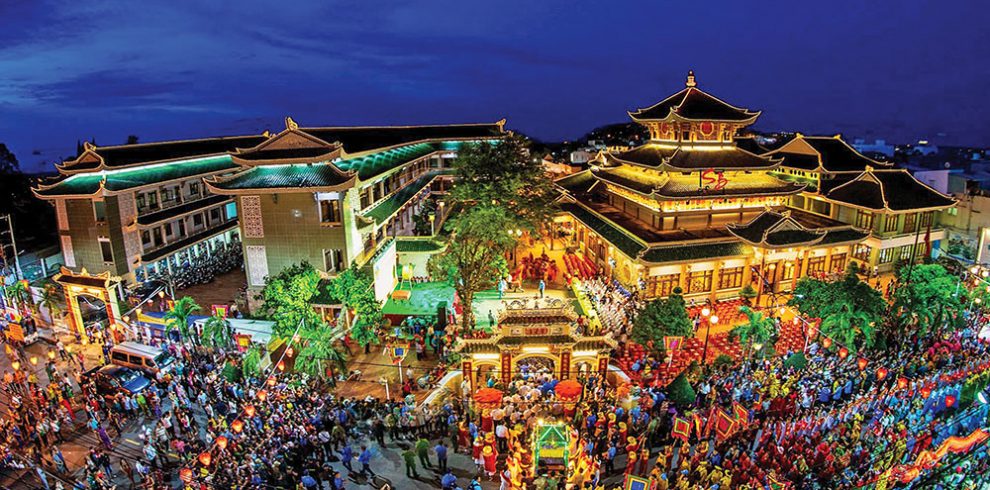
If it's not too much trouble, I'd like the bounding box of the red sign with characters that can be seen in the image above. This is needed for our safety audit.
[559,352,571,380]
[523,327,550,336]
[501,353,512,385]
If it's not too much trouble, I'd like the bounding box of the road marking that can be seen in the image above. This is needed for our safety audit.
[123,438,140,445]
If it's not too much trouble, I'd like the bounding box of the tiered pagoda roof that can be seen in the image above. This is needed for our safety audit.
[590,165,805,199]
[628,71,759,123]
[768,134,894,173]
[609,144,780,171]
[820,168,956,212]
[727,210,868,249]
[57,135,267,174]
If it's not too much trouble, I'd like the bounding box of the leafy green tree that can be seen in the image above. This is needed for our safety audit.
[631,288,693,350]
[449,134,557,233]
[164,296,201,342]
[429,205,516,331]
[412,197,439,236]
[666,372,696,406]
[789,266,886,351]
[738,284,757,305]
[201,314,231,349]
[241,346,263,380]
[783,352,808,370]
[39,285,63,325]
[257,262,324,338]
[5,280,29,313]
[731,306,775,349]
[294,324,349,382]
[892,263,968,335]
[325,265,384,352]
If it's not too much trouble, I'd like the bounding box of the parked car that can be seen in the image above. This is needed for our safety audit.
[110,342,176,377]
[82,365,153,399]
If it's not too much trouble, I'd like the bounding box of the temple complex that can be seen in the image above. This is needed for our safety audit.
[555,72,955,300]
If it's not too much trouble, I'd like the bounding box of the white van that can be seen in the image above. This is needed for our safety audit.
[110,342,176,376]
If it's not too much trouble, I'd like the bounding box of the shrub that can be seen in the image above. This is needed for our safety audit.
[666,372,697,406]
[783,352,808,370]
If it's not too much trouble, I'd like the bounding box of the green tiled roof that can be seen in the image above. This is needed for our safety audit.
[211,162,353,191]
[640,242,747,264]
[37,156,236,197]
[337,141,467,180]
[555,170,598,194]
[366,171,449,224]
[820,228,869,245]
[396,239,445,252]
[559,202,646,258]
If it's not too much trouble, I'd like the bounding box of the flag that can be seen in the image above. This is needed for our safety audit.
[671,417,691,442]
[732,402,749,425]
[692,413,704,439]
[703,406,718,438]
[714,408,736,442]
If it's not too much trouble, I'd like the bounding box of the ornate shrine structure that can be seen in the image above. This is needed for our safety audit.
[555,71,956,301]
[455,299,614,393]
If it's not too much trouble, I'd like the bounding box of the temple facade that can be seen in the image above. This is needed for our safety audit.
[35,118,505,305]
[555,72,956,301]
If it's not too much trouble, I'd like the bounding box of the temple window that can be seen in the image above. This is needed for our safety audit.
[878,248,895,264]
[883,215,899,233]
[718,267,743,290]
[855,210,874,230]
[319,199,342,224]
[903,213,917,233]
[919,211,934,228]
[687,270,713,294]
[853,244,872,262]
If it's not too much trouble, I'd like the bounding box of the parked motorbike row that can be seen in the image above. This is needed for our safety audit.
[145,242,244,292]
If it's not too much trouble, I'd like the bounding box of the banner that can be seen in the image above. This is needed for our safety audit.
[714,408,736,442]
[671,417,691,442]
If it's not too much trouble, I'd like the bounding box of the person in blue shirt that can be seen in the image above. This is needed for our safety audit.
[332,471,345,490]
[441,469,457,490]
[358,445,375,477]
[435,442,449,473]
[339,445,354,473]
[538,279,546,298]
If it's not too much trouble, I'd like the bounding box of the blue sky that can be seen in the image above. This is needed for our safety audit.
[1,0,988,172]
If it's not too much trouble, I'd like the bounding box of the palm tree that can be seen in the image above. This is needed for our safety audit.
[293,324,349,381]
[164,296,201,343]
[241,346,263,380]
[732,306,775,358]
[201,314,231,349]
[821,298,876,352]
[5,280,29,313]
[39,285,63,326]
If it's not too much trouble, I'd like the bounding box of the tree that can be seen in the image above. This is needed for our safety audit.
[449,134,558,234]
[631,288,693,350]
[39,285,63,325]
[4,280,29,313]
[325,265,384,352]
[428,205,515,331]
[241,345,263,380]
[294,323,349,382]
[412,197,439,236]
[164,296,200,342]
[731,306,775,351]
[666,372,696,406]
[257,262,324,338]
[738,284,757,305]
[783,352,808,370]
[892,263,968,335]
[201,314,231,349]
[789,265,886,351]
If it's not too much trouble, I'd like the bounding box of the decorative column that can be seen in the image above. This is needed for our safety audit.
[65,290,83,335]
[462,360,475,394]
[500,352,512,386]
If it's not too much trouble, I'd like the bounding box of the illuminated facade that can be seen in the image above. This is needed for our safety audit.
[35,118,505,305]
[555,72,956,300]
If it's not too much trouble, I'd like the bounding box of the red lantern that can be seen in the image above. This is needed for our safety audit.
[257,389,268,401]
[897,377,909,390]
[231,419,244,433]
[838,347,849,360]
[876,367,889,381]
[244,405,256,418]
[198,451,212,467]
[215,435,228,450]
[277,361,286,372]
[857,358,868,371]
[822,337,833,349]
[179,468,193,483]
[921,387,932,399]
[267,376,277,387]
[946,395,956,408]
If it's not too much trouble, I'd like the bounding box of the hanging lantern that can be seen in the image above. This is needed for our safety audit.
[231,419,244,433]
[244,405,256,417]
[876,367,889,381]
[946,395,957,408]
[29,356,38,366]
[286,347,294,357]
[857,358,868,370]
[838,347,849,360]
[11,361,20,371]
[822,337,833,349]
[47,351,55,360]
[198,451,212,467]
[897,377,909,390]
[179,468,193,483]
[277,361,285,372]
[267,376,277,386]
[257,389,268,401]
[920,387,932,399]
[215,435,228,450]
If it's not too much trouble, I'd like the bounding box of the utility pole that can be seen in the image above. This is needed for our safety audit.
[1,214,23,280]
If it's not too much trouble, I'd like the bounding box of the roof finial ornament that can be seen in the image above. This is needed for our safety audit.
[685,70,697,88]
[83,141,96,152]
[285,117,298,131]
